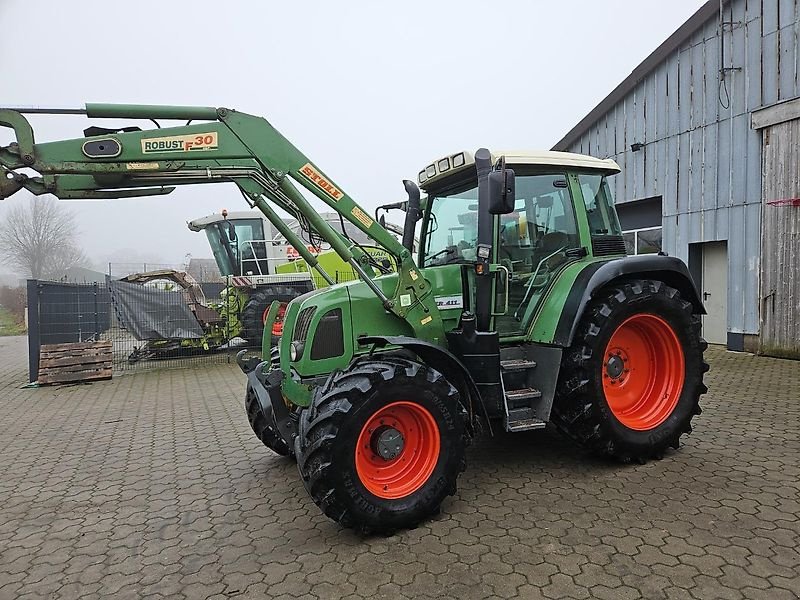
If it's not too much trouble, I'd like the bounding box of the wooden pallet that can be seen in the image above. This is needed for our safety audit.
[38,341,113,385]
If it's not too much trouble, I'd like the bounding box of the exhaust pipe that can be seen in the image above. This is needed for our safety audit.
[402,180,421,253]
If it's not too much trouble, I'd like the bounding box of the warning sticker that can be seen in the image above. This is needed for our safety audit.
[400,294,412,307]
[351,206,373,229]
[420,315,433,325]
[141,132,218,153]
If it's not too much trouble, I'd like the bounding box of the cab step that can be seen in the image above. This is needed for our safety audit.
[505,387,542,403]
[500,359,537,371]
[506,410,547,432]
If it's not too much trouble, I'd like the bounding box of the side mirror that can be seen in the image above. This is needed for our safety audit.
[488,159,515,215]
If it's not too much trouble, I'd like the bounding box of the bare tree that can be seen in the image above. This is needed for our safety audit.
[0,197,88,279]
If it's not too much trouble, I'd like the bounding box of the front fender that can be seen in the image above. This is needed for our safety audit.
[358,335,487,435]
[554,255,705,347]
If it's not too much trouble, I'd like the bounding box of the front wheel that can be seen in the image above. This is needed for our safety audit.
[295,358,467,533]
[245,383,293,457]
[552,279,708,462]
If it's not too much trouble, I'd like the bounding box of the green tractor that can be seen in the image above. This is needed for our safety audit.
[0,104,707,533]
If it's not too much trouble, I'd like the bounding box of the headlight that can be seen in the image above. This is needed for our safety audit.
[290,341,304,361]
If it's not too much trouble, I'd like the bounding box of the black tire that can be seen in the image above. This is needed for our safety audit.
[240,284,307,346]
[295,357,467,533]
[245,382,293,457]
[552,279,708,463]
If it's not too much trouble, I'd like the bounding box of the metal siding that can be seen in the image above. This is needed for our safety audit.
[562,0,799,336]
[634,85,647,198]
[730,114,749,205]
[778,22,797,99]
[746,122,763,205]
[705,34,721,124]
[745,17,763,110]
[744,201,762,333]
[730,4,748,112]
[762,31,780,105]
[795,7,800,98]
[654,128,668,199]
[715,201,731,241]
[763,0,780,33]
[665,134,680,217]
[689,128,704,215]
[779,0,796,28]
[678,131,691,214]
[663,214,680,259]
[667,54,681,138]
[703,122,719,216]
[679,48,694,132]
[692,40,706,129]
[728,204,747,332]
[717,115,733,208]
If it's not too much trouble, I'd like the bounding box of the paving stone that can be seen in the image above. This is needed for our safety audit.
[1,337,798,598]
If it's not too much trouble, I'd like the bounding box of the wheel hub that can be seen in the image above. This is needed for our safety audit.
[605,353,626,380]
[371,426,405,460]
[355,401,441,500]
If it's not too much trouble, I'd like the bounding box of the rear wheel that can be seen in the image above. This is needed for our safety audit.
[295,357,467,533]
[552,279,708,462]
[241,285,307,346]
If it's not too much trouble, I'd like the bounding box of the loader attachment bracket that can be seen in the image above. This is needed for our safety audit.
[0,109,35,163]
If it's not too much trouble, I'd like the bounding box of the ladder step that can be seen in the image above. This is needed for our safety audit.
[505,387,542,402]
[500,359,537,371]
[506,417,547,433]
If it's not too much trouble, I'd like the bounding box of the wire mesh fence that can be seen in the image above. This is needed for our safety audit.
[26,279,244,381]
[25,268,361,383]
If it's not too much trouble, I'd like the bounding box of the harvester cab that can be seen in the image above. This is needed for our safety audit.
[189,210,286,278]
[0,104,707,534]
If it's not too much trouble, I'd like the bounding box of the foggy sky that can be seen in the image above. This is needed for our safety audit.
[0,0,705,272]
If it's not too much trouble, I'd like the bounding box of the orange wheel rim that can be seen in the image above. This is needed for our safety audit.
[355,401,440,500]
[602,314,685,431]
[263,303,287,337]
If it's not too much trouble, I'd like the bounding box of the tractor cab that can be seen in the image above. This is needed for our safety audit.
[417,150,623,337]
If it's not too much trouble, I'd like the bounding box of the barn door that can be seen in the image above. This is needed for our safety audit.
[759,118,800,358]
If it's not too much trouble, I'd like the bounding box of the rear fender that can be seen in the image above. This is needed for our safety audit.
[554,255,705,347]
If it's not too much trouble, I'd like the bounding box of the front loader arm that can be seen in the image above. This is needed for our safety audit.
[0,103,444,344]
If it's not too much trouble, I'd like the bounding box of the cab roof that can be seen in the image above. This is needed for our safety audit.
[418,149,620,190]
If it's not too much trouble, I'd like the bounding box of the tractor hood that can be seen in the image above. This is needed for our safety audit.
[279,265,465,379]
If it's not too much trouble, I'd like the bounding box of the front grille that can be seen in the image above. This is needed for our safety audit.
[293,307,316,343]
[592,235,627,257]
[311,309,344,360]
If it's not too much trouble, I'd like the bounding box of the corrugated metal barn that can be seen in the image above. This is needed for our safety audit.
[554,0,800,357]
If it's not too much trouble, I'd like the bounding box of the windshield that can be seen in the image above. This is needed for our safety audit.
[422,185,480,267]
[422,173,580,267]
[204,218,267,276]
